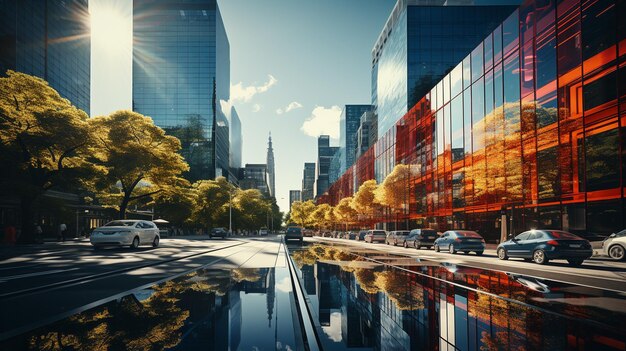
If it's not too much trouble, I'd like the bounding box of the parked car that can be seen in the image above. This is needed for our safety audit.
[303,229,314,237]
[285,226,303,243]
[259,228,269,236]
[357,231,368,241]
[364,230,387,243]
[497,230,592,266]
[386,230,411,246]
[434,230,485,255]
[345,231,357,240]
[90,220,160,249]
[602,229,626,261]
[404,228,438,249]
[210,227,228,238]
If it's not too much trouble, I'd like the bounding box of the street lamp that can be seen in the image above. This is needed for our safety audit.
[229,189,235,236]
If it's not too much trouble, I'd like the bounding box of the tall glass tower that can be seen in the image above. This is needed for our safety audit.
[133,0,231,182]
[0,0,90,114]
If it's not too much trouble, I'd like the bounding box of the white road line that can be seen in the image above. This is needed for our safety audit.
[0,268,79,283]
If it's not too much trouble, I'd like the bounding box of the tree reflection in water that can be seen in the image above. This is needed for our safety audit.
[24,268,261,351]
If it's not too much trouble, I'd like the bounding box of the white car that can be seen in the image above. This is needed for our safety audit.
[259,229,269,236]
[602,229,626,261]
[90,220,160,249]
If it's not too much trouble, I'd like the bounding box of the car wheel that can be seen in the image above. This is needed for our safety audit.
[434,244,440,252]
[403,241,408,248]
[449,244,456,254]
[608,244,626,261]
[130,236,140,249]
[533,250,548,265]
[497,248,508,260]
[152,236,159,248]
[475,251,483,256]
[567,258,584,266]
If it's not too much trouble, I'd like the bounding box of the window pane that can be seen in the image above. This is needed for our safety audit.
[585,128,619,191]
[471,43,483,82]
[451,95,464,163]
[502,9,519,55]
[583,71,617,111]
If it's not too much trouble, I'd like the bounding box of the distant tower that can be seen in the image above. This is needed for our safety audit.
[266,133,276,198]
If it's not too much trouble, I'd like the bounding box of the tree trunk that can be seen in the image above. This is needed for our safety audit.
[119,194,130,219]
[17,196,35,244]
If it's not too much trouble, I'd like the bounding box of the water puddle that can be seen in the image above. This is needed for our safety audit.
[1,267,300,350]
[289,242,626,350]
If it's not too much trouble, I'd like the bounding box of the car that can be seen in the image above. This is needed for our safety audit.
[303,229,314,237]
[357,231,368,241]
[90,220,160,249]
[345,231,356,240]
[385,230,411,246]
[285,226,303,243]
[210,227,228,238]
[434,230,485,255]
[259,228,269,236]
[364,230,387,243]
[603,229,626,261]
[497,229,593,266]
[404,228,438,249]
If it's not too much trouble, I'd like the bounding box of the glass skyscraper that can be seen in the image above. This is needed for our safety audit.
[315,136,339,198]
[0,0,90,114]
[372,0,519,140]
[301,163,316,202]
[323,0,626,241]
[133,0,230,182]
[230,106,242,170]
[339,105,372,173]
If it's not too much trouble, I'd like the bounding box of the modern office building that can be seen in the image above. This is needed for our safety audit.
[339,105,372,173]
[0,0,90,114]
[315,135,339,198]
[328,148,342,184]
[371,0,518,145]
[355,110,376,160]
[239,164,270,196]
[289,190,301,212]
[133,0,231,182]
[266,133,276,198]
[302,163,316,202]
[230,107,242,170]
[324,0,626,241]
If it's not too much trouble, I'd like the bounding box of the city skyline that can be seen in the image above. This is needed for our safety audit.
[90,0,396,212]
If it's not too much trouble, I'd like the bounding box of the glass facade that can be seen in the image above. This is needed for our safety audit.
[301,163,316,202]
[229,107,242,170]
[340,105,372,174]
[133,0,230,182]
[315,136,339,198]
[373,3,518,143]
[324,0,626,241]
[0,0,90,114]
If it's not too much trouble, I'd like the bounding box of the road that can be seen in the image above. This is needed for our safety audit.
[0,236,288,340]
[308,237,626,292]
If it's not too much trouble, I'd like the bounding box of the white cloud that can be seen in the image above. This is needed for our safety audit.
[252,104,261,112]
[230,74,277,102]
[219,99,231,120]
[300,105,341,139]
[276,101,303,115]
[275,277,292,293]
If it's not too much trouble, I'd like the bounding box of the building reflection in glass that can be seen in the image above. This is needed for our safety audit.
[291,244,626,351]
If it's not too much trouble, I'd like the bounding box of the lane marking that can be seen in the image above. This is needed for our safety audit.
[0,268,79,283]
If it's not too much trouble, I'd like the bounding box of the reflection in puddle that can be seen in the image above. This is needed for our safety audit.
[290,243,626,350]
[1,268,299,350]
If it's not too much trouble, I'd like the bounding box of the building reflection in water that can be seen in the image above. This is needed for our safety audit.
[291,245,626,351]
[0,267,296,351]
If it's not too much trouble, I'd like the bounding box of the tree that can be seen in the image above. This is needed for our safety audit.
[233,188,270,231]
[334,197,357,230]
[289,200,316,227]
[351,179,379,227]
[191,177,233,230]
[0,71,95,241]
[151,185,195,226]
[375,164,412,228]
[89,110,189,218]
[310,204,329,230]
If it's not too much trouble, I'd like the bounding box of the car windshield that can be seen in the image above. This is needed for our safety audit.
[396,231,410,236]
[422,230,437,236]
[373,231,386,235]
[456,231,482,238]
[104,221,136,227]
[287,228,301,233]
[547,231,582,240]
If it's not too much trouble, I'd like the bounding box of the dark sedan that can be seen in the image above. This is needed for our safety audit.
[404,228,438,249]
[497,230,592,266]
[434,230,485,255]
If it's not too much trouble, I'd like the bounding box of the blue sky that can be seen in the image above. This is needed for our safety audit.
[91,0,395,212]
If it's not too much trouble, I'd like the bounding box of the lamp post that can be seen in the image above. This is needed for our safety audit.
[229,190,234,236]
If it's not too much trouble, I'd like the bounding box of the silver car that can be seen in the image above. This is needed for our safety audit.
[602,229,626,261]
[90,220,160,249]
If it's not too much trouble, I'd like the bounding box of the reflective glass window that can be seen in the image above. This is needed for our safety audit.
[451,96,463,163]
[463,89,472,157]
[581,0,617,60]
[583,71,617,111]
[472,77,485,151]
[451,63,463,98]
[463,55,471,90]
[502,9,519,55]
[471,43,483,82]
[493,24,503,63]
[585,127,619,192]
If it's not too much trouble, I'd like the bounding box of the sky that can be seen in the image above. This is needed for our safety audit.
[90,0,396,213]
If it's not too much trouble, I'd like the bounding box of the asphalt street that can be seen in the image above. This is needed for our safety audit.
[0,236,286,340]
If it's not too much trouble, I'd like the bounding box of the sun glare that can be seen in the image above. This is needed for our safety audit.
[90,3,131,52]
